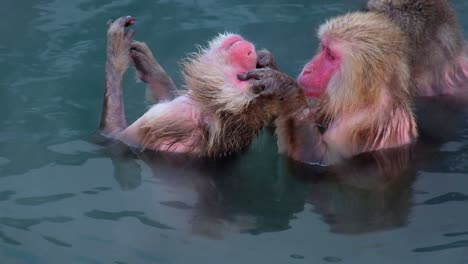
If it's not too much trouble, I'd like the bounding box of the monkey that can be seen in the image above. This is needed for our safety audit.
[239,12,418,165]
[366,0,468,96]
[99,16,282,158]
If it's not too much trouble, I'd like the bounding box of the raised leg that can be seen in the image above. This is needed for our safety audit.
[130,41,177,102]
[99,16,135,136]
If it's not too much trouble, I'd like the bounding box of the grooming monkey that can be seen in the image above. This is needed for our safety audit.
[367,0,468,96]
[239,12,418,165]
[99,16,285,157]
[240,0,468,164]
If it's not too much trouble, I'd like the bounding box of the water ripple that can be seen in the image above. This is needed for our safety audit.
[16,193,76,206]
[160,200,193,210]
[0,230,21,246]
[82,186,112,195]
[423,192,468,205]
[42,235,72,248]
[0,190,16,202]
[444,231,468,237]
[84,210,174,230]
[413,240,468,253]
[0,216,74,231]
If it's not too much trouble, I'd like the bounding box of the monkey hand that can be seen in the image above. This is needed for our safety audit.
[238,68,299,98]
[238,68,309,117]
[106,16,135,75]
[256,49,279,70]
[130,41,160,84]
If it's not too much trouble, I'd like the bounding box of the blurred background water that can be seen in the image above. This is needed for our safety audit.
[1,0,468,263]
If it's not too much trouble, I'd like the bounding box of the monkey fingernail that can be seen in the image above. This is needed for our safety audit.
[237,74,247,80]
[125,29,135,41]
[124,16,135,27]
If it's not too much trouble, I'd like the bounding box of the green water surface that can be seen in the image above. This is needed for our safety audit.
[2,0,468,263]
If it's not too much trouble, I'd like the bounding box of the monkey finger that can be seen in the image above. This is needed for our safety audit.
[109,16,135,30]
[131,50,153,75]
[124,29,135,43]
[237,73,249,81]
[130,50,146,67]
[237,69,265,81]
[130,41,153,56]
[121,16,135,27]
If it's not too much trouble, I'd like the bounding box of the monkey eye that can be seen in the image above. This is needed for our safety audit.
[326,48,336,61]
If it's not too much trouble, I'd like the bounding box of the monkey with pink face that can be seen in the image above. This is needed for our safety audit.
[239,12,418,165]
[99,16,288,157]
[239,0,468,165]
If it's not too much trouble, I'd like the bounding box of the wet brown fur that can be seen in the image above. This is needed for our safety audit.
[367,0,468,95]
[316,12,418,153]
[274,12,418,163]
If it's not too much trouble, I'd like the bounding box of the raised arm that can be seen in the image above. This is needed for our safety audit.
[130,41,178,102]
[238,68,333,164]
[99,16,135,136]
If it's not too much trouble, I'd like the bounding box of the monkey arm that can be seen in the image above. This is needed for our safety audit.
[239,68,341,165]
[130,41,177,102]
[99,16,135,137]
[276,115,340,165]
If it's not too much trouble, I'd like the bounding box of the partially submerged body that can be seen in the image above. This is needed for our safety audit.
[240,12,418,165]
[100,17,280,157]
[367,0,468,96]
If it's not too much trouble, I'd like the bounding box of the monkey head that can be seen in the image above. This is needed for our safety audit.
[297,37,341,98]
[184,33,258,93]
[297,12,410,106]
[216,34,257,72]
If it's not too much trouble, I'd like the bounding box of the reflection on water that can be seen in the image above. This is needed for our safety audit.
[302,147,416,235]
[1,0,468,263]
